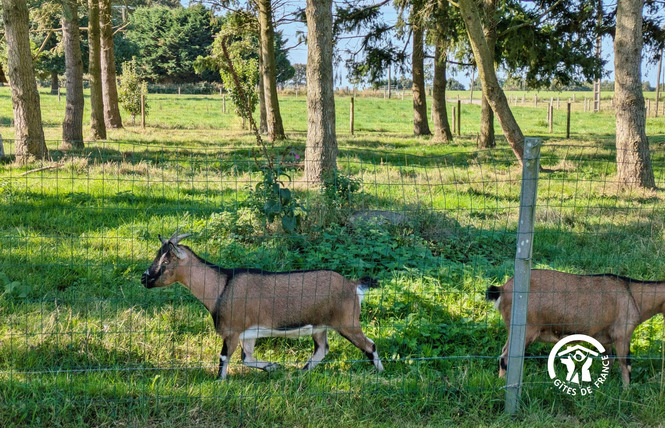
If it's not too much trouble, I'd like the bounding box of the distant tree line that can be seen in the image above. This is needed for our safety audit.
[1,0,664,189]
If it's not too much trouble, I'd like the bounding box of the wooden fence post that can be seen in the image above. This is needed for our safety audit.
[141,94,145,128]
[457,99,461,136]
[350,96,355,136]
[505,137,542,415]
[566,102,571,139]
[647,99,651,117]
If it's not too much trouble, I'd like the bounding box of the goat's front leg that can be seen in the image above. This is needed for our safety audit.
[337,326,384,372]
[217,334,239,380]
[302,330,329,371]
[240,338,280,372]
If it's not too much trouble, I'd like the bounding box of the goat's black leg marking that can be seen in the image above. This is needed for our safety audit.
[217,336,239,380]
[364,342,377,361]
[337,328,384,371]
[217,342,229,380]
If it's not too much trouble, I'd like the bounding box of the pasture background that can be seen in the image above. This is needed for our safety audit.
[1,87,665,426]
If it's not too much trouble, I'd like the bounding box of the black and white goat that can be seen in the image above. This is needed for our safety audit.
[141,232,384,379]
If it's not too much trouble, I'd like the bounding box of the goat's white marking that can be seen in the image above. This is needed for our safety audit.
[356,286,366,306]
[493,296,501,310]
[220,356,227,362]
[143,269,149,276]
[239,325,327,340]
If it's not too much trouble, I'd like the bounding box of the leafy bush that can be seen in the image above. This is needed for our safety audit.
[118,58,149,124]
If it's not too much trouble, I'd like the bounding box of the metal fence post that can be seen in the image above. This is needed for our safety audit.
[504,137,542,415]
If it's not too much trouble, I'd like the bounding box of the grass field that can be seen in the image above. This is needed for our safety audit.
[1,87,665,426]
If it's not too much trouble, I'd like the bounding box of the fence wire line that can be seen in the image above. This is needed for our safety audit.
[1,140,665,422]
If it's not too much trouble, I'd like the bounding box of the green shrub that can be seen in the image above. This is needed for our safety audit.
[118,58,149,124]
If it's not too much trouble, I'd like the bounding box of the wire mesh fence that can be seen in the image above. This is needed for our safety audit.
[1,139,665,424]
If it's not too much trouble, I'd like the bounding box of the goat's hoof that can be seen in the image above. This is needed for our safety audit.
[263,363,281,372]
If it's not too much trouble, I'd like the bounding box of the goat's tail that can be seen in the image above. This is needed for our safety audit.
[356,277,379,306]
[358,277,379,289]
[485,285,501,302]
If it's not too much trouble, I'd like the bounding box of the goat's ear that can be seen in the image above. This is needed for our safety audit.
[169,242,186,259]
[159,235,168,245]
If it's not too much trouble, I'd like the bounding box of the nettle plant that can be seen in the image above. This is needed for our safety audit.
[248,150,306,233]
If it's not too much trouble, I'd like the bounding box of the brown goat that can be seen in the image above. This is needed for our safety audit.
[141,232,384,379]
[487,269,665,386]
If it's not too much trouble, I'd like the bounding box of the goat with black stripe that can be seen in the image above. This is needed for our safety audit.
[141,232,384,379]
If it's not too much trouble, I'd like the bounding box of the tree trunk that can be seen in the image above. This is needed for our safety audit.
[61,0,85,149]
[258,0,286,140]
[2,0,48,161]
[432,43,453,143]
[412,21,431,136]
[459,0,523,163]
[258,48,268,134]
[305,0,337,185]
[100,0,122,129]
[50,71,59,95]
[614,0,654,188]
[88,0,106,140]
[478,0,496,149]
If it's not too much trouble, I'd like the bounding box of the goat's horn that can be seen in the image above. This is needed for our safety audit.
[159,235,168,245]
[169,231,191,244]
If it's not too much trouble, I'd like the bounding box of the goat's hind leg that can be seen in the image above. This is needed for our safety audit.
[614,338,632,387]
[302,330,329,371]
[240,338,281,372]
[499,339,509,377]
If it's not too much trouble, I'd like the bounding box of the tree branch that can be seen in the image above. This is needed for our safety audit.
[32,30,54,59]
[498,0,564,39]
[112,21,130,36]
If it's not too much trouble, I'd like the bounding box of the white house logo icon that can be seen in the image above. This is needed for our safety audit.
[557,344,598,384]
[547,334,611,396]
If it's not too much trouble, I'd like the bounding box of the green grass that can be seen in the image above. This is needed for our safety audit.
[1,87,665,426]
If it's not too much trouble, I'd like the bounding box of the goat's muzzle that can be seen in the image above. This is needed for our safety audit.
[141,270,156,288]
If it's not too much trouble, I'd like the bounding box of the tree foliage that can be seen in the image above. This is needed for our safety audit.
[124,5,219,83]
[195,11,259,123]
[274,32,295,86]
[29,4,65,83]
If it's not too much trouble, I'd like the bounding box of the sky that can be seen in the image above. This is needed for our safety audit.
[271,1,665,91]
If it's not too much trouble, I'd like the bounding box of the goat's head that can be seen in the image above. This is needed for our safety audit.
[141,231,191,288]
